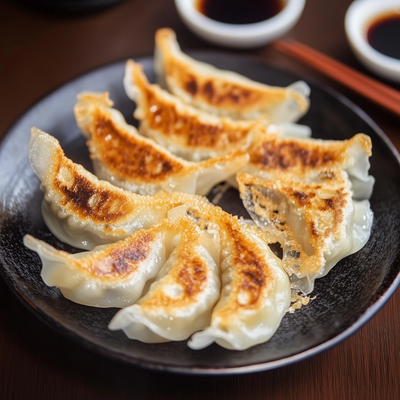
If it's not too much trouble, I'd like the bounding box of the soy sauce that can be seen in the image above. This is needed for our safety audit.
[196,0,284,25]
[367,12,400,60]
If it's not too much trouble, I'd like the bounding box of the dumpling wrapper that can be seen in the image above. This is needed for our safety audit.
[237,172,373,294]
[239,133,375,200]
[154,28,310,123]
[22,217,179,308]
[28,127,216,250]
[108,217,221,342]
[188,216,291,351]
[73,92,249,195]
[124,60,311,162]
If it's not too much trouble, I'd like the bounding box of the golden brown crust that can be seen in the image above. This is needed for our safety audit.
[43,134,217,233]
[56,218,207,285]
[138,218,211,309]
[69,229,159,280]
[216,216,275,318]
[49,145,136,225]
[174,202,279,316]
[75,90,249,191]
[248,133,372,176]
[140,256,208,308]
[237,171,353,276]
[130,61,259,151]
[183,208,275,317]
[155,28,308,115]
[90,114,185,182]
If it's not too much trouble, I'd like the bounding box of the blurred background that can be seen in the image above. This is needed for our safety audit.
[2,0,400,146]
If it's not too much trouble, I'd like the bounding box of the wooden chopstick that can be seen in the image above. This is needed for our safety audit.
[273,39,400,117]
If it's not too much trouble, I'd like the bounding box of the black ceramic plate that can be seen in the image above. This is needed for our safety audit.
[1,53,400,375]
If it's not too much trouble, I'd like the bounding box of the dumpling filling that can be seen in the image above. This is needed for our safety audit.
[237,172,373,294]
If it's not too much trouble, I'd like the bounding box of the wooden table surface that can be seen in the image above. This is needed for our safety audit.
[1,0,400,398]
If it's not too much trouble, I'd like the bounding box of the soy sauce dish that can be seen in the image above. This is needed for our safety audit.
[345,0,400,82]
[174,0,306,48]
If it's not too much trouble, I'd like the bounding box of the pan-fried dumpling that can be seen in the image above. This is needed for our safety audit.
[73,92,248,195]
[188,216,291,350]
[154,28,310,123]
[124,60,311,162]
[239,133,374,200]
[125,59,260,161]
[108,217,221,342]
[22,217,180,307]
[237,172,373,294]
[28,127,214,250]
[28,130,292,349]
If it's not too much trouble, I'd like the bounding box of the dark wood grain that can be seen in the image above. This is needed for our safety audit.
[1,0,400,398]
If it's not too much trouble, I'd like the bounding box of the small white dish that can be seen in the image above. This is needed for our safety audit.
[174,0,306,49]
[345,0,400,82]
